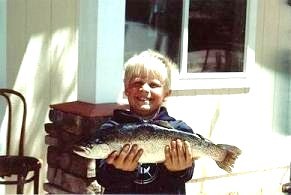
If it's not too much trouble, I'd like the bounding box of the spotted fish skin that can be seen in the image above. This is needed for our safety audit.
[73,122,241,173]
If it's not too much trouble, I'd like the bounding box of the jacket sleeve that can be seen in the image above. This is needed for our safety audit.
[164,120,195,183]
[96,160,136,188]
[159,162,194,184]
[169,120,194,134]
[95,120,137,188]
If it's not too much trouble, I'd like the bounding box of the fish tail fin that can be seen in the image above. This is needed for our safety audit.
[215,144,242,173]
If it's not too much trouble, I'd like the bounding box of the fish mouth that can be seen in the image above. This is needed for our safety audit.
[72,143,110,159]
[72,145,92,157]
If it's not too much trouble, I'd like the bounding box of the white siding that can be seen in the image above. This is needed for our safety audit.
[0,0,290,194]
[4,0,78,194]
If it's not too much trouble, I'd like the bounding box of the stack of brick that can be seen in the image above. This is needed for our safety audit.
[43,101,128,194]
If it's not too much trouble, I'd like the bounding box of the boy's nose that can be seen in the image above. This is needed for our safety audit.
[141,83,151,92]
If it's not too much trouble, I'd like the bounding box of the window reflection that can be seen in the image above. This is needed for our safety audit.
[125,0,182,67]
[188,0,246,72]
[124,0,247,73]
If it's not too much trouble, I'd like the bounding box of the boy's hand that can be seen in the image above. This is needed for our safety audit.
[164,139,194,171]
[106,144,143,171]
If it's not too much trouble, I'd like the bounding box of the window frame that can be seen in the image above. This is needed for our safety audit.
[170,0,255,90]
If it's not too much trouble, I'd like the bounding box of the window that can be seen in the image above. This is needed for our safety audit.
[124,0,247,74]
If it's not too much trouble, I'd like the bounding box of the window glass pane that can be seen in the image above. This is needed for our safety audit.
[187,0,247,72]
[124,0,182,68]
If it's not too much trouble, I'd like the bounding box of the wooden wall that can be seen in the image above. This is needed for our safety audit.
[181,0,291,193]
[5,0,78,194]
[1,0,290,194]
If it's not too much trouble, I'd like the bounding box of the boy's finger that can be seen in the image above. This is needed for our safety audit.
[176,139,184,161]
[106,151,118,164]
[184,141,192,162]
[170,140,179,165]
[125,144,139,162]
[133,148,143,163]
[116,144,130,163]
[164,145,171,161]
[164,145,172,169]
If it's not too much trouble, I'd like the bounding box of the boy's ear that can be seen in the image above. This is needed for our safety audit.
[124,90,128,97]
[124,86,129,96]
[163,90,172,101]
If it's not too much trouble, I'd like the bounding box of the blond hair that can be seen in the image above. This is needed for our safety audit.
[124,50,173,92]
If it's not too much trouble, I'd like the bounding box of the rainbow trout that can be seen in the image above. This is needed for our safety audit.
[73,122,241,173]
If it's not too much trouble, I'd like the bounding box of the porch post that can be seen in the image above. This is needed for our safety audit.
[78,0,125,103]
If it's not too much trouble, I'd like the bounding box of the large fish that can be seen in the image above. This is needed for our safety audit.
[73,122,241,173]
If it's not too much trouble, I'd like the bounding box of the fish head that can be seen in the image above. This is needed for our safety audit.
[73,143,111,159]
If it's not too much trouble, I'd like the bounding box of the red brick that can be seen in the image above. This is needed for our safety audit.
[47,167,102,194]
[50,101,128,117]
[47,146,96,178]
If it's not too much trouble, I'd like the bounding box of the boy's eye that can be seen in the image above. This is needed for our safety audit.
[129,79,162,88]
[131,80,144,87]
[149,82,162,88]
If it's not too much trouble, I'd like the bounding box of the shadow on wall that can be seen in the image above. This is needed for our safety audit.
[7,32,77,194]
[274,49,291,135]
[4,0,78,193]
[0,99,7,155]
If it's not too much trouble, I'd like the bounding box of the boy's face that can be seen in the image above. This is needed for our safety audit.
[125,75,170,117]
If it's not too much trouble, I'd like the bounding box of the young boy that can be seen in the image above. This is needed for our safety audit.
[89,50,195,194]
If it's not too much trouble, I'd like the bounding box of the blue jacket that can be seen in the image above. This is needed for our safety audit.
[95,107,195,194]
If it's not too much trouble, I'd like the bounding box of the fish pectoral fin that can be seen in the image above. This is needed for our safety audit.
[191,152,202,160]
[216,144,242,173]
[193,157,200,161]
[73,143,110,159]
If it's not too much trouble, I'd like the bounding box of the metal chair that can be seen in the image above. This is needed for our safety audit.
[0,88,42,194]
[282,162,291,193]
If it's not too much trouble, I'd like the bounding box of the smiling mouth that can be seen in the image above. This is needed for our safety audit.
[137,97,151,104]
